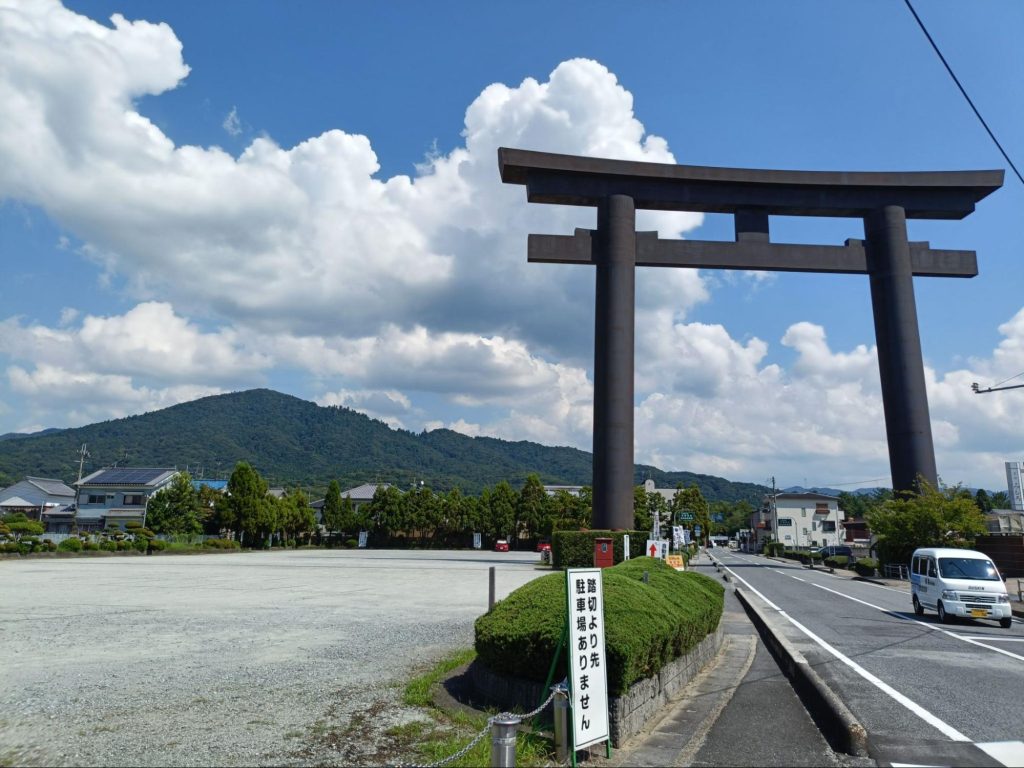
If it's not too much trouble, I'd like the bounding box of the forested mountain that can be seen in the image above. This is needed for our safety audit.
[0,389,769,502]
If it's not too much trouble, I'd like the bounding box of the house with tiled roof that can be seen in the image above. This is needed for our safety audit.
[311,482,391,523]
[74,467,178,532]
[0,476,76,522]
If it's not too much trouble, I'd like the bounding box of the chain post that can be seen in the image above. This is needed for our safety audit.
[490,714,519,768]
[551,681,570,764]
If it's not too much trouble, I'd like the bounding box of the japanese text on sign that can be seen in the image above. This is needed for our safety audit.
[566,568,609,750]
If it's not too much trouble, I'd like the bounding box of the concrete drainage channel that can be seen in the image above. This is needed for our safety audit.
[734,586,869,758]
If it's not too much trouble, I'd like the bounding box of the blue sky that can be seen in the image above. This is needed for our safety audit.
[1,0,1022,491]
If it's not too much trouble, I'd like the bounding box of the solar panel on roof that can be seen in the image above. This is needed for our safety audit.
[89,468,170,485]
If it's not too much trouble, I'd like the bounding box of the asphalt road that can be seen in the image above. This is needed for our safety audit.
[712,550,1024,768]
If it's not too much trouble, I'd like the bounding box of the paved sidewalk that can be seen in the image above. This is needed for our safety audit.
[586,553,872,767]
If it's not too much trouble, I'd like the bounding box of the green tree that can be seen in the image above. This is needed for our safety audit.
[1,512,44,538]
[218,462,273,546]
[974,489,992,513]
[321,480,343,536]
[146,471,202,535]
[990,491,1010,509]
[866,480,987,565]
[489,481,517,544]
[366,484,403,542]
[516,474,549,541]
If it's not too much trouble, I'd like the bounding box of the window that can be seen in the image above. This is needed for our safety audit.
[821,521,836,532]
[938,557,1000,581]
[777,518,793,527]
[927,559,938,578]
[802,527,809,536]
[123,494,144,506]
[87,494,106,504]
[801,509,807,517]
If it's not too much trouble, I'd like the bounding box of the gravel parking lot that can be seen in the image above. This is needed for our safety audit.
[0,549,547,766]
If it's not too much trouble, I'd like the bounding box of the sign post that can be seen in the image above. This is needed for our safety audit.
[566,568,611,763]
[622,534,630,561]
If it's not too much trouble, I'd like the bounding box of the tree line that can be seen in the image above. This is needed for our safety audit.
[143,461,756,548]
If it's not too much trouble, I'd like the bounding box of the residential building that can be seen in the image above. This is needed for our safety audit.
[766,491,845,549]
[74,467,178,532]
[311,482,391,523]
[543,485,584,497]
[0,476,76,522]
[1006,461,1024,511]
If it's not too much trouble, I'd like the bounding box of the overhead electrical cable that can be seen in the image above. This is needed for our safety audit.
[903,0,1023,187]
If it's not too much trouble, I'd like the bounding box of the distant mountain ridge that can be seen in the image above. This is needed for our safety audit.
[0,389,770,502]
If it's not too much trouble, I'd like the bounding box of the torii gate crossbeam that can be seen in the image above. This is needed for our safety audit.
[500,148,1003,530]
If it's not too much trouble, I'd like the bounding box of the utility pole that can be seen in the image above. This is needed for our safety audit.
[76,444,90,483]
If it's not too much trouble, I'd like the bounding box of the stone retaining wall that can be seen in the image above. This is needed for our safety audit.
[468,623,724,745]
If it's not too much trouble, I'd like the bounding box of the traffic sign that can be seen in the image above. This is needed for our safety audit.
[678,512,694,521]
[694,525,702,536]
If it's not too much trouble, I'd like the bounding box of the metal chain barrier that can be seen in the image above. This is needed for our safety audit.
[398,687,560,768]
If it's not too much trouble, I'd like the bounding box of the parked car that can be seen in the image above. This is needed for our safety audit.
[494,539,510,552]
[536,539,551,553]
[816,545,853,559]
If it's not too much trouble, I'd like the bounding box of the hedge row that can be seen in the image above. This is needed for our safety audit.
[551,530,696,569]
[474,557,724,696]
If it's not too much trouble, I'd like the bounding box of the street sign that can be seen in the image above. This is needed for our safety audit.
[566,568,610,751]
[666,554,685,571]
[623,534,630,560]
[472,532,482,549]
[645,539,669,559]
[678,511,694,521]
[694,525,702,537]
[357,531,368,548]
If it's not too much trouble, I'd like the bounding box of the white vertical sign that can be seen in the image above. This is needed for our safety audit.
[566,568,610,750]
[622,534,630,560]
[473,532,482,549]
[357,531,368,548]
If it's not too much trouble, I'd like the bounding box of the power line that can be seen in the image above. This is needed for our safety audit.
[903,0,1023,187]
[991,370,1024,389]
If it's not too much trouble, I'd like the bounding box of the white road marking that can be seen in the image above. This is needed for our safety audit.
[789,575,806,582]
[977,740,1024,767]
[718,558,972,743]
[961,636,1024,642]
[807,582,1024,663]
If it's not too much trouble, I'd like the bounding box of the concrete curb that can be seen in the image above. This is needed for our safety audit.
[734,587,869,758]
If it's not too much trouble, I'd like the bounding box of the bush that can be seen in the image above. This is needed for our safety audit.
[125,521,143,530]
[132,537,148,553]
[148,539,167,552]
[855,557,878,577]
[58,537,83,552]
[345,538,358,549]
[116,540,131,551]
[203,538,241,549]
[1,542,19,553]
[824,555,850,568]
[475,557,724,696]
[83,541,100,551]
[763,542,785,557]
[550,530,648,569]
[100,540,118,552]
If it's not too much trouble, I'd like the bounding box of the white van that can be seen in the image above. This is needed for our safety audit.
[910,547,1013,629]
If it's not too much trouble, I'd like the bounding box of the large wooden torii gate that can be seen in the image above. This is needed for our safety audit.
[499,148,1002,530]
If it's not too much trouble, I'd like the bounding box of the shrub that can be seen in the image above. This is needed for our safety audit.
[855,557,878,577]
[83,541,100,551]
[550,530,648,569]
[344,538,358,549]
[824,555,850,568]
[116,540,132,551]
[203,538,241,549]
[132,537,148,553]
[58,537,83,552]
[763,542,785,557]
[475,557,724,696]
[1,542,19,553]
[100,540,118,552]
[148,539,167,552]
[125,521,143,530]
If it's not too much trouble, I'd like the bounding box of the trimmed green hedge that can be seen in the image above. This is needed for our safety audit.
[824,555,850,568]
[854,557,878,577]
[552,530,683,568]
[475,557,723,696]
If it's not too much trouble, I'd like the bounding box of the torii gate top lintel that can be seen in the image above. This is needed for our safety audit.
[498,147,1003,219]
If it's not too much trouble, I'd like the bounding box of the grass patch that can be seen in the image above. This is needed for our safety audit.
[399,648,555,767]
[403,647,476,708]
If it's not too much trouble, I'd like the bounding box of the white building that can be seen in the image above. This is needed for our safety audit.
[769,492,845,549]
[1005,461,1024,511]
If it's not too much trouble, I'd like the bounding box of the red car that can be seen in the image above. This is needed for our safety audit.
[536,539,551,553]
[494,539,510,552]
